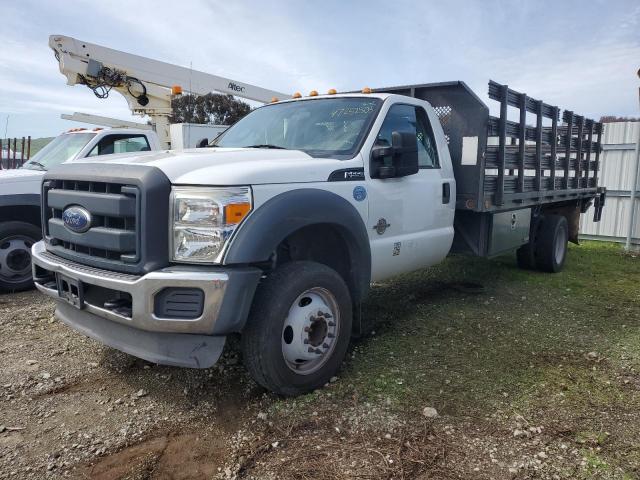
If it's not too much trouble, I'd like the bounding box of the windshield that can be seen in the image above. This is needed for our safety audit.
[22,133,96,170]
[213,97,381,157]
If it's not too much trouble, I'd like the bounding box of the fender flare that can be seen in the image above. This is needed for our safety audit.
[0,194,40,208]
[0,194,42,227]
[224,188,371,301]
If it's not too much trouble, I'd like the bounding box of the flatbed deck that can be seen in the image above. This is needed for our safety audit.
[375,81,604,211]
[374,80,606,257]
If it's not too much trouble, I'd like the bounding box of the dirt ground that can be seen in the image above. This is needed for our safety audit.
[0,242,638,479]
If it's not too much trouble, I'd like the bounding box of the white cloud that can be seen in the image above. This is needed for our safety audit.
[1,0,638,138]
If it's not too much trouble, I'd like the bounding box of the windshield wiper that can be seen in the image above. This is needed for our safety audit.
[23,161,46,171]
[245,144,287,149]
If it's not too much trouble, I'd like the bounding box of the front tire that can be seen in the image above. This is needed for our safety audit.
[241,261,353,396]
[0,221,41,292]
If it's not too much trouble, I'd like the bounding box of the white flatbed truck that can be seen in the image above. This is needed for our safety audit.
[31,81,606,395]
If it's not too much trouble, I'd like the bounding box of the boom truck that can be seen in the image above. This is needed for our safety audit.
[0,35,287,291]
[31,76,606,395]
[48,34,288,149]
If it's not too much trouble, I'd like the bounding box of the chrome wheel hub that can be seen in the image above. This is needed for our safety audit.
[281,287,340,375]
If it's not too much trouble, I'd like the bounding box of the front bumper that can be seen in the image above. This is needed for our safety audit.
[31,241,261,367]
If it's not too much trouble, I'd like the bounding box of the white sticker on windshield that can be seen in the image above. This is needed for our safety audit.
[461,136,479,165]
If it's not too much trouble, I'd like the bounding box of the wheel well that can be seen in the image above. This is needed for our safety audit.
[274,224,357,302]
[0,205,41,229]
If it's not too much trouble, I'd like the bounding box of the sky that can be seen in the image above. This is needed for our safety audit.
[1,0,639,139]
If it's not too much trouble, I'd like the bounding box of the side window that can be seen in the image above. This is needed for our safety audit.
[376,104,415,147]
[415,107,439,168]
[376,104,440,168]
[87,135,151,157]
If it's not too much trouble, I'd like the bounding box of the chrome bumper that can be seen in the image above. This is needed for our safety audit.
[31,241,261,368]
[31,241,256,335]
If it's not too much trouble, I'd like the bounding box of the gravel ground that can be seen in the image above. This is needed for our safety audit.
[0,290,266,479]
[0,242,638,479]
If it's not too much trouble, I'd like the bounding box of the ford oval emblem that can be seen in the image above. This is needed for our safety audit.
[62,206,92,233]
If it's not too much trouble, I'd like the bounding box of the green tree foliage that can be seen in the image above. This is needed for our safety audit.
[170,93,251,125]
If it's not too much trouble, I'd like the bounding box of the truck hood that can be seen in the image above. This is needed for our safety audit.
[0,168,45,183]
[73,148,355,185]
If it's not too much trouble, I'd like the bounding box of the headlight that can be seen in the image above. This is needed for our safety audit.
[170,187,252,263]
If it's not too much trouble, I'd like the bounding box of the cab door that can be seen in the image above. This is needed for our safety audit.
[365,101,455,281]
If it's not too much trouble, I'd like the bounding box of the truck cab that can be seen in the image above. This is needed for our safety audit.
[0,127,158,291]
[30,83,604,395]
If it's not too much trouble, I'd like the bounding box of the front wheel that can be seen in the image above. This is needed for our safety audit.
[0,221,41,292]
[241,261,353,396]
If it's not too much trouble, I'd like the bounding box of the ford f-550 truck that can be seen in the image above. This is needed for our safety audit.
[31,81,606,395]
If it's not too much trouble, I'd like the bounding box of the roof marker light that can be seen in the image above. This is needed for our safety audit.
[362,87,372,94]
[171,85,183,95]
[327,88,337,95]
[292,92,302,99]
[270,97,279,103]
[309,90,318,97]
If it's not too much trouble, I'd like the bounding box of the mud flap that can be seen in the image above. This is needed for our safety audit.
[593,188,606,222]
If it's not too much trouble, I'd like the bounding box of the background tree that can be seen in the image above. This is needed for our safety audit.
[170,93,251,125]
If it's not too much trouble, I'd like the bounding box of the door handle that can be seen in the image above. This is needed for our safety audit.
[442,182,451,204]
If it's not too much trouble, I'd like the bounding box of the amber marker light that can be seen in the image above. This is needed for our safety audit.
[225,203,251,224]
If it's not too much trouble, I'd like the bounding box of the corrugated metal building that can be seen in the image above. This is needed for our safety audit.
[580,121,639,247]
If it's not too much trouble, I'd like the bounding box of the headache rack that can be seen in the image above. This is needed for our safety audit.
[374,80,605,214]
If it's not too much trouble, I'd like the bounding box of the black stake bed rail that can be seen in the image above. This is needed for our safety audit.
[374,80,604,213]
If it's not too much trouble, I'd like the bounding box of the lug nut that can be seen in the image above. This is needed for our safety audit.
[304,339,309,344]
[328,321,336,327]
[308,347,315,353]
[327,333,335,339]
[323,343,329,348]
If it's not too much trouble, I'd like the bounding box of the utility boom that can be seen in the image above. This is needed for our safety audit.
[49,34,289,148]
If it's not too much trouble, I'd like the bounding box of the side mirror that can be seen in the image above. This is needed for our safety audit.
[370,131,419,179]
[196,138,209,148]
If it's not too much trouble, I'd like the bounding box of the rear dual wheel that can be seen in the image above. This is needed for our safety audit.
[241,261,352,396]
[516,214,568,273]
